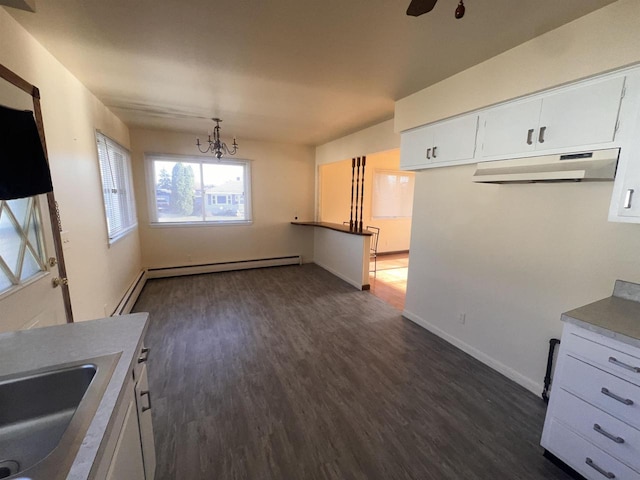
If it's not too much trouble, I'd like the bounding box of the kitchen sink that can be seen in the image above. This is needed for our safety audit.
[0,353,120,479]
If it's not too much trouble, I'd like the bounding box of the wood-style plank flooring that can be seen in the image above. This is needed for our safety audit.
[369,253,409,310]
[133,264,571,480]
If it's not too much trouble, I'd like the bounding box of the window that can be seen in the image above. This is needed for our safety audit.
[145,154,252,225]
[0,197,47,295]
[96,132,137,243]
[372,170,415,218]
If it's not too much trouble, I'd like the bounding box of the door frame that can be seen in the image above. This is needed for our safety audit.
[0,63,73,323]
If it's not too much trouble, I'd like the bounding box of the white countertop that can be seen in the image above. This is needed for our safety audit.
[0,313,149,479]
[561,280,640,349]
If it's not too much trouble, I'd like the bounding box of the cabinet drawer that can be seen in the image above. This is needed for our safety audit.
[553,388,640,471]
[559,355,640,430]
[545,418,640,480]
[562,329,640,386]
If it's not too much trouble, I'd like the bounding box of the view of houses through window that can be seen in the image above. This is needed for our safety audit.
[148,155,251,224]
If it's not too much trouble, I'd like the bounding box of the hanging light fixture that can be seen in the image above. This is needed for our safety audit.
[196,118,238,160]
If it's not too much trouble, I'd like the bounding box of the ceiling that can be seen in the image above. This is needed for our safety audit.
[5,0,617,146]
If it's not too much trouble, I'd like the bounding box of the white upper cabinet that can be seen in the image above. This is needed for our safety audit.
[400,114,478,170]
[481,98,542,157]
[480,76,625,158]
[430,115,479,165]
[538,76,625,151]
[400,123,433,169]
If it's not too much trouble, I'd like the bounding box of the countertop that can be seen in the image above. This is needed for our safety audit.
[0,313,149,479]
[562,280,640,348]
[291,221,373,236]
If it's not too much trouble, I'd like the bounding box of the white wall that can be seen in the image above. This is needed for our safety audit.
[129,128,315,268]
[313,228,370,290]
[397,0,640,394]
[316,119,399,166]
[0,8,141,323]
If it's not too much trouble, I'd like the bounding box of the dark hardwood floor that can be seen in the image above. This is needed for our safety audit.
[133,264,571,480]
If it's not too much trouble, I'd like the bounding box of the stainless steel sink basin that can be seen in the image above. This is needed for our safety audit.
[0,353,120,479]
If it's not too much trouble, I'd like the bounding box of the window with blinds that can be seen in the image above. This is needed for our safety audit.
[95,132,137,243]
[372,170,415,219]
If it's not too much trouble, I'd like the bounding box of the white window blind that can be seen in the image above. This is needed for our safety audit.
[96,132,137,243]
[372,170,415,218]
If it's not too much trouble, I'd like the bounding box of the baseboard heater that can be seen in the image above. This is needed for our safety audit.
[146,255,303,279]
[112,269,148,316]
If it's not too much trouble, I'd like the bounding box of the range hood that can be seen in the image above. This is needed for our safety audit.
[472,148,619,184]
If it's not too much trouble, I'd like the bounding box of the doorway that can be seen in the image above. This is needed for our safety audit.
[318,148,414,310]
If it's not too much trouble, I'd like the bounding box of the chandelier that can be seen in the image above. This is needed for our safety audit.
[196,118,238,160]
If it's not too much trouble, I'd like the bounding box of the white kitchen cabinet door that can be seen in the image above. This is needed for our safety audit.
[538,76,625,151]
[106,398,146,480]
[481,98,541,158]
[400,124,433,170]
[134,364,157,480]
[431,115,478,164]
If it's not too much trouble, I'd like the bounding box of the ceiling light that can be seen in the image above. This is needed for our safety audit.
[196,118,238,160]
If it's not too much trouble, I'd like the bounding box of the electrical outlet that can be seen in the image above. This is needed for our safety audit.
[459,313,466,324]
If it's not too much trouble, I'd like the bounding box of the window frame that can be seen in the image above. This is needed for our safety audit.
[95,131,138,245]
[144,153,253,227]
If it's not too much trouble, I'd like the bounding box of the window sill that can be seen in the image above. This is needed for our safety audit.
[108,223,138,247]
[149,220,253,228]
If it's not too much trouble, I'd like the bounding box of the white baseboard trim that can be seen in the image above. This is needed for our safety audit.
[313,261,367,290]
[402,309,542,396]
[147,255,302,279]
[113,269,148,316]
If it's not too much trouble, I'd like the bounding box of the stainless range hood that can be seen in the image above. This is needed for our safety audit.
[472,148,620,184]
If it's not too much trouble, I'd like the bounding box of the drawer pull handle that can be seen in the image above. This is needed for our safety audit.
[585,457,616,479]
[601,387,634,406]
[141,390,152,412]
[138,347,150,364]
[593,424,625,444]
[609,356,640,373]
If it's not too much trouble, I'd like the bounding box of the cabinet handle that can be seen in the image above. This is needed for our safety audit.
[526,129,534,145]
[538,126,547,144]
[623,189,634,209]
[141,390,152,412]
[426,148,431,160]
[609,356,640,373]
[138,347,150,364]
[432,146,437,159]
[585,458,616,479]
[593,424,625,444]
[601,387,634,406]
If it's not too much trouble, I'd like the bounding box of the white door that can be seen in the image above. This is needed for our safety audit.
[538,76,625,151]
[431,114,479,164]
[481,98,542,158]
[400,123,434,169]
[0,69,69,332]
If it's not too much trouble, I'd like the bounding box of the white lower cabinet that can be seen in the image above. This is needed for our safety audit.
[542,323,640,479]
[106,392,146,480]
[94,344,156,480]
[135,364,157,480]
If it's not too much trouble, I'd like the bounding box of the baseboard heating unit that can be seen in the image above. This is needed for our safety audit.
[146,255,303,279]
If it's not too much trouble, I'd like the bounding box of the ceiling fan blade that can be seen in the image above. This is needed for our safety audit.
[406,0,438,16]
